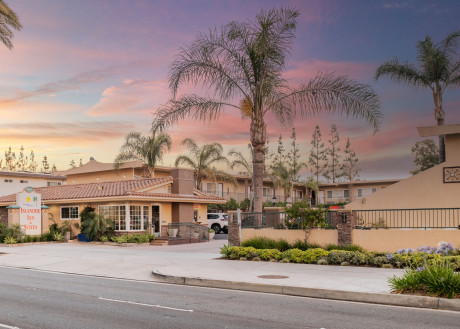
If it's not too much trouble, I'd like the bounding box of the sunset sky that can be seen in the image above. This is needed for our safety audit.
[0,0,459,181]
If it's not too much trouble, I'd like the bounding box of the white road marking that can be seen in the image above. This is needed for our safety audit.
[0,324,21,329]
[99,297,194,312]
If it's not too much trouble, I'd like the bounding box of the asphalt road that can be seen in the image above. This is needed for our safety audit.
[0,266,458,329]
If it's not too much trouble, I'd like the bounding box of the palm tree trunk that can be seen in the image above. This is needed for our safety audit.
[434,88,446,163]
[250,113,267,215]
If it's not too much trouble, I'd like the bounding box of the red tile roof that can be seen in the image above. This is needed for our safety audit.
[0,176,226,204]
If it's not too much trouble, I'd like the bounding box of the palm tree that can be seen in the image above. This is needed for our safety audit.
[154,7,382,212]
[229,144,253,177]
[175,138,237,191]
[114,127,172,178]
[270,163,292,203]
[376,31,460,163]
[0,0,22,49]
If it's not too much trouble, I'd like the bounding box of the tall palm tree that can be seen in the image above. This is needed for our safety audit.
[154,7,382,212]
[376,31,460,163]
[175,138,236,191]
[0,0,22,49]
[114,127,172,178]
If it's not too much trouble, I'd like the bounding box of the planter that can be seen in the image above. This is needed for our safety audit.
[65,231,71,241]
[77,233,90,242]
[209,232,215,240]
[168,228,178,238]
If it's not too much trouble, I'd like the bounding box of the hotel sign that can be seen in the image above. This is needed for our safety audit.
[17,187,41,235]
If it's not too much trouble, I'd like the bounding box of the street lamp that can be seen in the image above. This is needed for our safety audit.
[272,195,277,206]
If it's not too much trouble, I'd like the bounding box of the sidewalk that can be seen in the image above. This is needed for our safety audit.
[0,240,459,311]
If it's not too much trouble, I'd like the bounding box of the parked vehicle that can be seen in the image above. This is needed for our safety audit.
[207,213,228,234]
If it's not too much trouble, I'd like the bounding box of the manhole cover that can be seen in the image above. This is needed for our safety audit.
[258,275,289,279]
[0,252,6,255]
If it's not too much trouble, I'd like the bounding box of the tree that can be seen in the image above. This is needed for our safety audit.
[271,135,285,168]
[410,139,439,175]
[323,125,342,183]
[0,0,22,50]
[341,137,360,182]
[51,164,57,173]
[376,31,460,163]
[69,159,76,169]
[17,145,28,171]
[270,162,292,202]
[154,7,381,212]
[308,125,326,184]
[29,150,37,172]
[79,158,83,167]
[42,155,50,173]
[114,128,172,178]
[175,138,236,190]
[229,144,253,177]
[287,128,304,182]
[4,146,16,171]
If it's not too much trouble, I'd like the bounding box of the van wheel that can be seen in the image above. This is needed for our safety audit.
[211,224,221,234]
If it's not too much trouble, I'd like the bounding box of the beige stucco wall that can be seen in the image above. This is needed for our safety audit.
[346,133,460,210]
[353,229,460,252]
[196,204,208,224]
[241,228,338,245]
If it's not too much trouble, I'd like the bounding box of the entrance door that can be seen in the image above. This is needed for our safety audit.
[218,183,223,197]
[152,205,160,236]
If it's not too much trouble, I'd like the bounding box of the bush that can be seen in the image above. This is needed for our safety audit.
[325,244,366,252]
[3,236,17,244]
[291,240,321,251]
[52,232,64,242]
[257,249,282,261]
[389,262,460,298]
[241,237,291,251]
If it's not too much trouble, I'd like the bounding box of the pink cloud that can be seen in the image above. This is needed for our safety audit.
[86,78,170,117]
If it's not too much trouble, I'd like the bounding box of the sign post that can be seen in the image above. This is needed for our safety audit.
[17,187,41,235]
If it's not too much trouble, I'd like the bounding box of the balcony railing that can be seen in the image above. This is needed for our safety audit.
[201,190,305,203]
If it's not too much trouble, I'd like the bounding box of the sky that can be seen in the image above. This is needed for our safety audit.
[0,0,459,181]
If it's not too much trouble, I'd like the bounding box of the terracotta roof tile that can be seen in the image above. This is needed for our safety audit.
[0,177,174,203]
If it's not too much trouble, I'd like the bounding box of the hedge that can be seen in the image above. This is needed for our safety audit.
[221,246,460,270]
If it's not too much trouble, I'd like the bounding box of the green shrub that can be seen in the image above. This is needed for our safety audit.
[110,235,128,244]
[241,237,291,251]
[303,248,329,263]
[23,235,33,243]
[317,258,328,265]
[327,250,349,264]
[324,244,365,252]
[227,246,257,260]
[281,249,305,263]
[220,244,231,258]
[39,233,52,242]
[389,262,460,298]
[100,236,109,242]
[373,256,390,267]
[257,249,282,261]
[52,232,64,242]
[291,240,321,251]
[32,236,40,242]
[3,236,17,244]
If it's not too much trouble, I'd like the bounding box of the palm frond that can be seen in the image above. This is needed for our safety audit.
[154,95,240,130]
[376,58,428,87]
[271,73,383,131]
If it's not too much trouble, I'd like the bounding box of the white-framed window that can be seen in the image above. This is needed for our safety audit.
[4,179,12,183]
[99,204,150,231]
[20,180,28,184]
[327,190,349,199]
[99,205,126,230]
[61,206,79,220]
[143,205,149,230]
[130,205,142,230]
[358,188,378,198]
[47,182,61,186]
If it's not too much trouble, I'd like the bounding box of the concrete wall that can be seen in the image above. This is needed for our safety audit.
[353,229,460,252]
[241,228,338,245]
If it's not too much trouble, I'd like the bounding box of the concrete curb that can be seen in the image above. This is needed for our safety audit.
[151,270,460,312]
